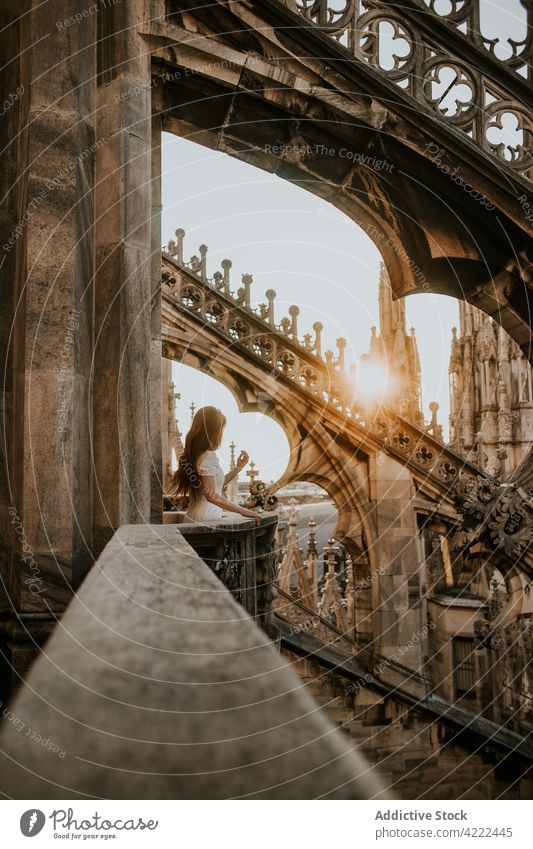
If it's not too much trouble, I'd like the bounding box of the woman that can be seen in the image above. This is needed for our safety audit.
[168,406,260,525]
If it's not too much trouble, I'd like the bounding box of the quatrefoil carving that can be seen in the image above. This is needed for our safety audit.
[423,61,476,120]
[360,15,415,79]
[277,350,296,374]
[252,335,274,360]
[437,461,458,481]
[205,302,225,325]
[485,104,533,170]
[300,367,319,388]
[228,319,249,342]
[416,445,434,465]
[181,286,201,310]
[392,430,412,451]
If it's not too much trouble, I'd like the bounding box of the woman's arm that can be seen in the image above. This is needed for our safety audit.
[223,449,249,487]
[224,466,240,487]
[201,475,260,525]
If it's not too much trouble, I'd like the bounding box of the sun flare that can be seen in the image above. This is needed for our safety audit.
[356,361,393,402]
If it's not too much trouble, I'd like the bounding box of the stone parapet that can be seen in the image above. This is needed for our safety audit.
[0,523,383,799]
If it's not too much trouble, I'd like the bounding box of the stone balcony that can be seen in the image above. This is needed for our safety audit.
[0,521,384,799]
[178,514,279,641]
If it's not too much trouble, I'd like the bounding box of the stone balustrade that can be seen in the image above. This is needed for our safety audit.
[178,514,280,641]
[0,523,384,799]
[161,236,494,499]
[276,0,533,182]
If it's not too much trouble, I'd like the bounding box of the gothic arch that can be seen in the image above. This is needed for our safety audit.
[151,10,532,357]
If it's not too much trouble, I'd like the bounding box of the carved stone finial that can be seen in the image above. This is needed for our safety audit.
[221,259,232,294]
[175,228,185,264]
[238,273,253,308]
[288,497,298,527]
[337,337,346,372]
[288,305,299,340]
[265,289,276,325]
[246,460,259,483]
[198,244,208,281]
[313,321,323,357]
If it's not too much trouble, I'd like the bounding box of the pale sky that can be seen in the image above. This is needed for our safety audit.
[162,133,459,480]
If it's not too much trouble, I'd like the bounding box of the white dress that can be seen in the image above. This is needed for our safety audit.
[185,450,225,522]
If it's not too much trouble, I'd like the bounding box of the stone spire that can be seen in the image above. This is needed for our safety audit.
[344,555,356,638]
[277,501,314,606]
[227,441,239,503]
[305,517,319,611]
[161,359,182,489]
[318,540,347,632]
[448,301,533,477]
[362,263,424,425]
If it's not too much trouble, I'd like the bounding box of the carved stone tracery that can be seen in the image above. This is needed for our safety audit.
[282,0,533,178]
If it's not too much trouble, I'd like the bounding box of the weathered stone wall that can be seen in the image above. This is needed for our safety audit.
[0,0,98,697]
[284,649,533,800]
[0,0,164,700]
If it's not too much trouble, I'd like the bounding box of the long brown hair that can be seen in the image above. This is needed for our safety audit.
[167,406,227,503]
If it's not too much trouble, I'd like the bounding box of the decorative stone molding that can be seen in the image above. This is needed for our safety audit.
[179,514,280,641]
[452,474,533,559]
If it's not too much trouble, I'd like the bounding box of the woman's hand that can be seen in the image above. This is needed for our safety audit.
[236,450,249,470]
[241,507,261,525]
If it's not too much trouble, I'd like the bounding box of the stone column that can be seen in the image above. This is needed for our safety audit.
[93,0,163,551]
[0,1,31,686]
[150,114,163,520]
[368,454,428,697]
[0,0,96,697]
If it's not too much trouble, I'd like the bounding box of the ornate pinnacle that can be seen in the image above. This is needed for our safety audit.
[345,555,354,595]
[337,337,346,372]
[280,317,291,335]
[238,273,253,308]
[323,538,339,575]
[221,259,232,294]
[307,517,317,557]
[288,305,299,340]
[198,244,208,281]
[288,496,298,524]
[265,289,276,324]
[313,321,323,357]
[175,228,185,265]
[246,460,259,483]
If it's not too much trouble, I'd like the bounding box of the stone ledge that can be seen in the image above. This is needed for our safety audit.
[0,524,383,799]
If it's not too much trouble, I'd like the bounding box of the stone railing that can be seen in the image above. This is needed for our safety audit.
[0,524,384,799]
[178,515,280,641]
[277,0,532,181]
[162,233,492,498]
